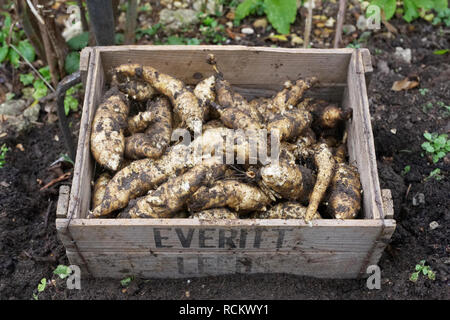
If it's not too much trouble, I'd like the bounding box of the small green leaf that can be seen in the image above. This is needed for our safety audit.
[8,48,20,68]
[235,0,261,21]
[18,40,36,62]
[38,66,52,83]
[64,95,79,115]
[120,277,133,287]
[65,51,80,74]
[53,265,72,279]
[372,0,397,20]
[186,38,201,45]
[20,73,34,86]
[428,271,436,280]
[32,79,48,100]
[423,132,432,141]
[264,0,297,35]
[433,49,449,55]
[0,44,8,63]
[403,0,420,22]
[167,36,185,45]
[415,264,422,271]
[67,32,89,51]
[37,278,47,292]
[421,142,434,153]
[410,272,419,282]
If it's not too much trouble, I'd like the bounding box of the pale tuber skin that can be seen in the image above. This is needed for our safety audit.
[125,96,173,159]
[90,88,129,171]
[127,157,226,218]
[190,208,238,219]
[305,143,335,221]
[188,180,272,214]
[114,63,204,132]
[92,173,111,209]
[258,202,321,219]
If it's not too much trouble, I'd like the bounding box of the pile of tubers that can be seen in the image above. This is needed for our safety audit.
[88,55,361,221]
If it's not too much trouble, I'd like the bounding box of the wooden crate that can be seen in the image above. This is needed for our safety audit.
[56,46,396,279]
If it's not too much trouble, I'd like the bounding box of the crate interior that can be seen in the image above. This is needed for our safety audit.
[73,47,382,221]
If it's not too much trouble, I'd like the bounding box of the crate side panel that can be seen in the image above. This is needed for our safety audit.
[344,50,382,220]
[66,250,366,279]
[68,50,104,220]
[99,46,352,86]
[64,222,382,253]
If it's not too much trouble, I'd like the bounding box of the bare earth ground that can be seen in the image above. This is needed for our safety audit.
[0,9,449,300]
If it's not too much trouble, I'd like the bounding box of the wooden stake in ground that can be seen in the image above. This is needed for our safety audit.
[303,0,313,48]
[333,0,347,48]
[124,0,138,45]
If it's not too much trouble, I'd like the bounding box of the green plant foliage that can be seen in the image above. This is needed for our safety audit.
[234,0,297,34]
[64,84,82,115]
[410,260,436,282]
[53,265,72,279]
[120,276,133,287]
[136,24,161,40]
[369,0,449,23]
[0,12,36,67]
[65,51,80,74]
[67,32,89,51]
[432,7,450,25]
[32,80,48,100]
[0,144,9,168]
[421,132,450,163]
[20,73,34,86]
[235,0,265,21]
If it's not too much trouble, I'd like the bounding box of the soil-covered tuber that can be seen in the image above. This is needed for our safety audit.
[114,64,204,131]
[125,96,172,159]
[188,180,272,213]
[90,88,129,171]
[127,157,226,218]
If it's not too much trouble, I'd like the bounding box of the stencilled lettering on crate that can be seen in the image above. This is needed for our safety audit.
[152,227,297,250]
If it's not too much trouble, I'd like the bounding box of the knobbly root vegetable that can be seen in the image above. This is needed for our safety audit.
[194,76,216,120]
[116,78,157,101]
[89,143,192,218]
[258,202,321,219]
[327,163,361,219]
[211,102,262,131]
[90,88,129,171]
[333,144,347,164]
[306,100,352,129]
[114,63,204,131]
[256,77,318,122]
[92,173,111,208]
[190,208,238,219]
[125,96,173,159]
[305,143,335,221]
[202,120,224,132]
[294,128,316,160]
[127,109,154,134]
[188,180,272,213]
[214,76,263,125]
[267,108,312,141]
[127,157,226,218]
[260,160,315,203]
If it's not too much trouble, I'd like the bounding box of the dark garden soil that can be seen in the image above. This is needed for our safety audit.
[0,6,449,300]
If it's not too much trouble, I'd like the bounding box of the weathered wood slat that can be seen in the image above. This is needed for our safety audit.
[56,185,70,218]
[56,219,384,252]
[66,250,369,279]
[344,50,382,220]
[67,50,103,221]
[99,46,353,86]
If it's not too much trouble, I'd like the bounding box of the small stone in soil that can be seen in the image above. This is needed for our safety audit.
[412,193,425,206]
[429,221,439,230]
[241,27,254,35]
